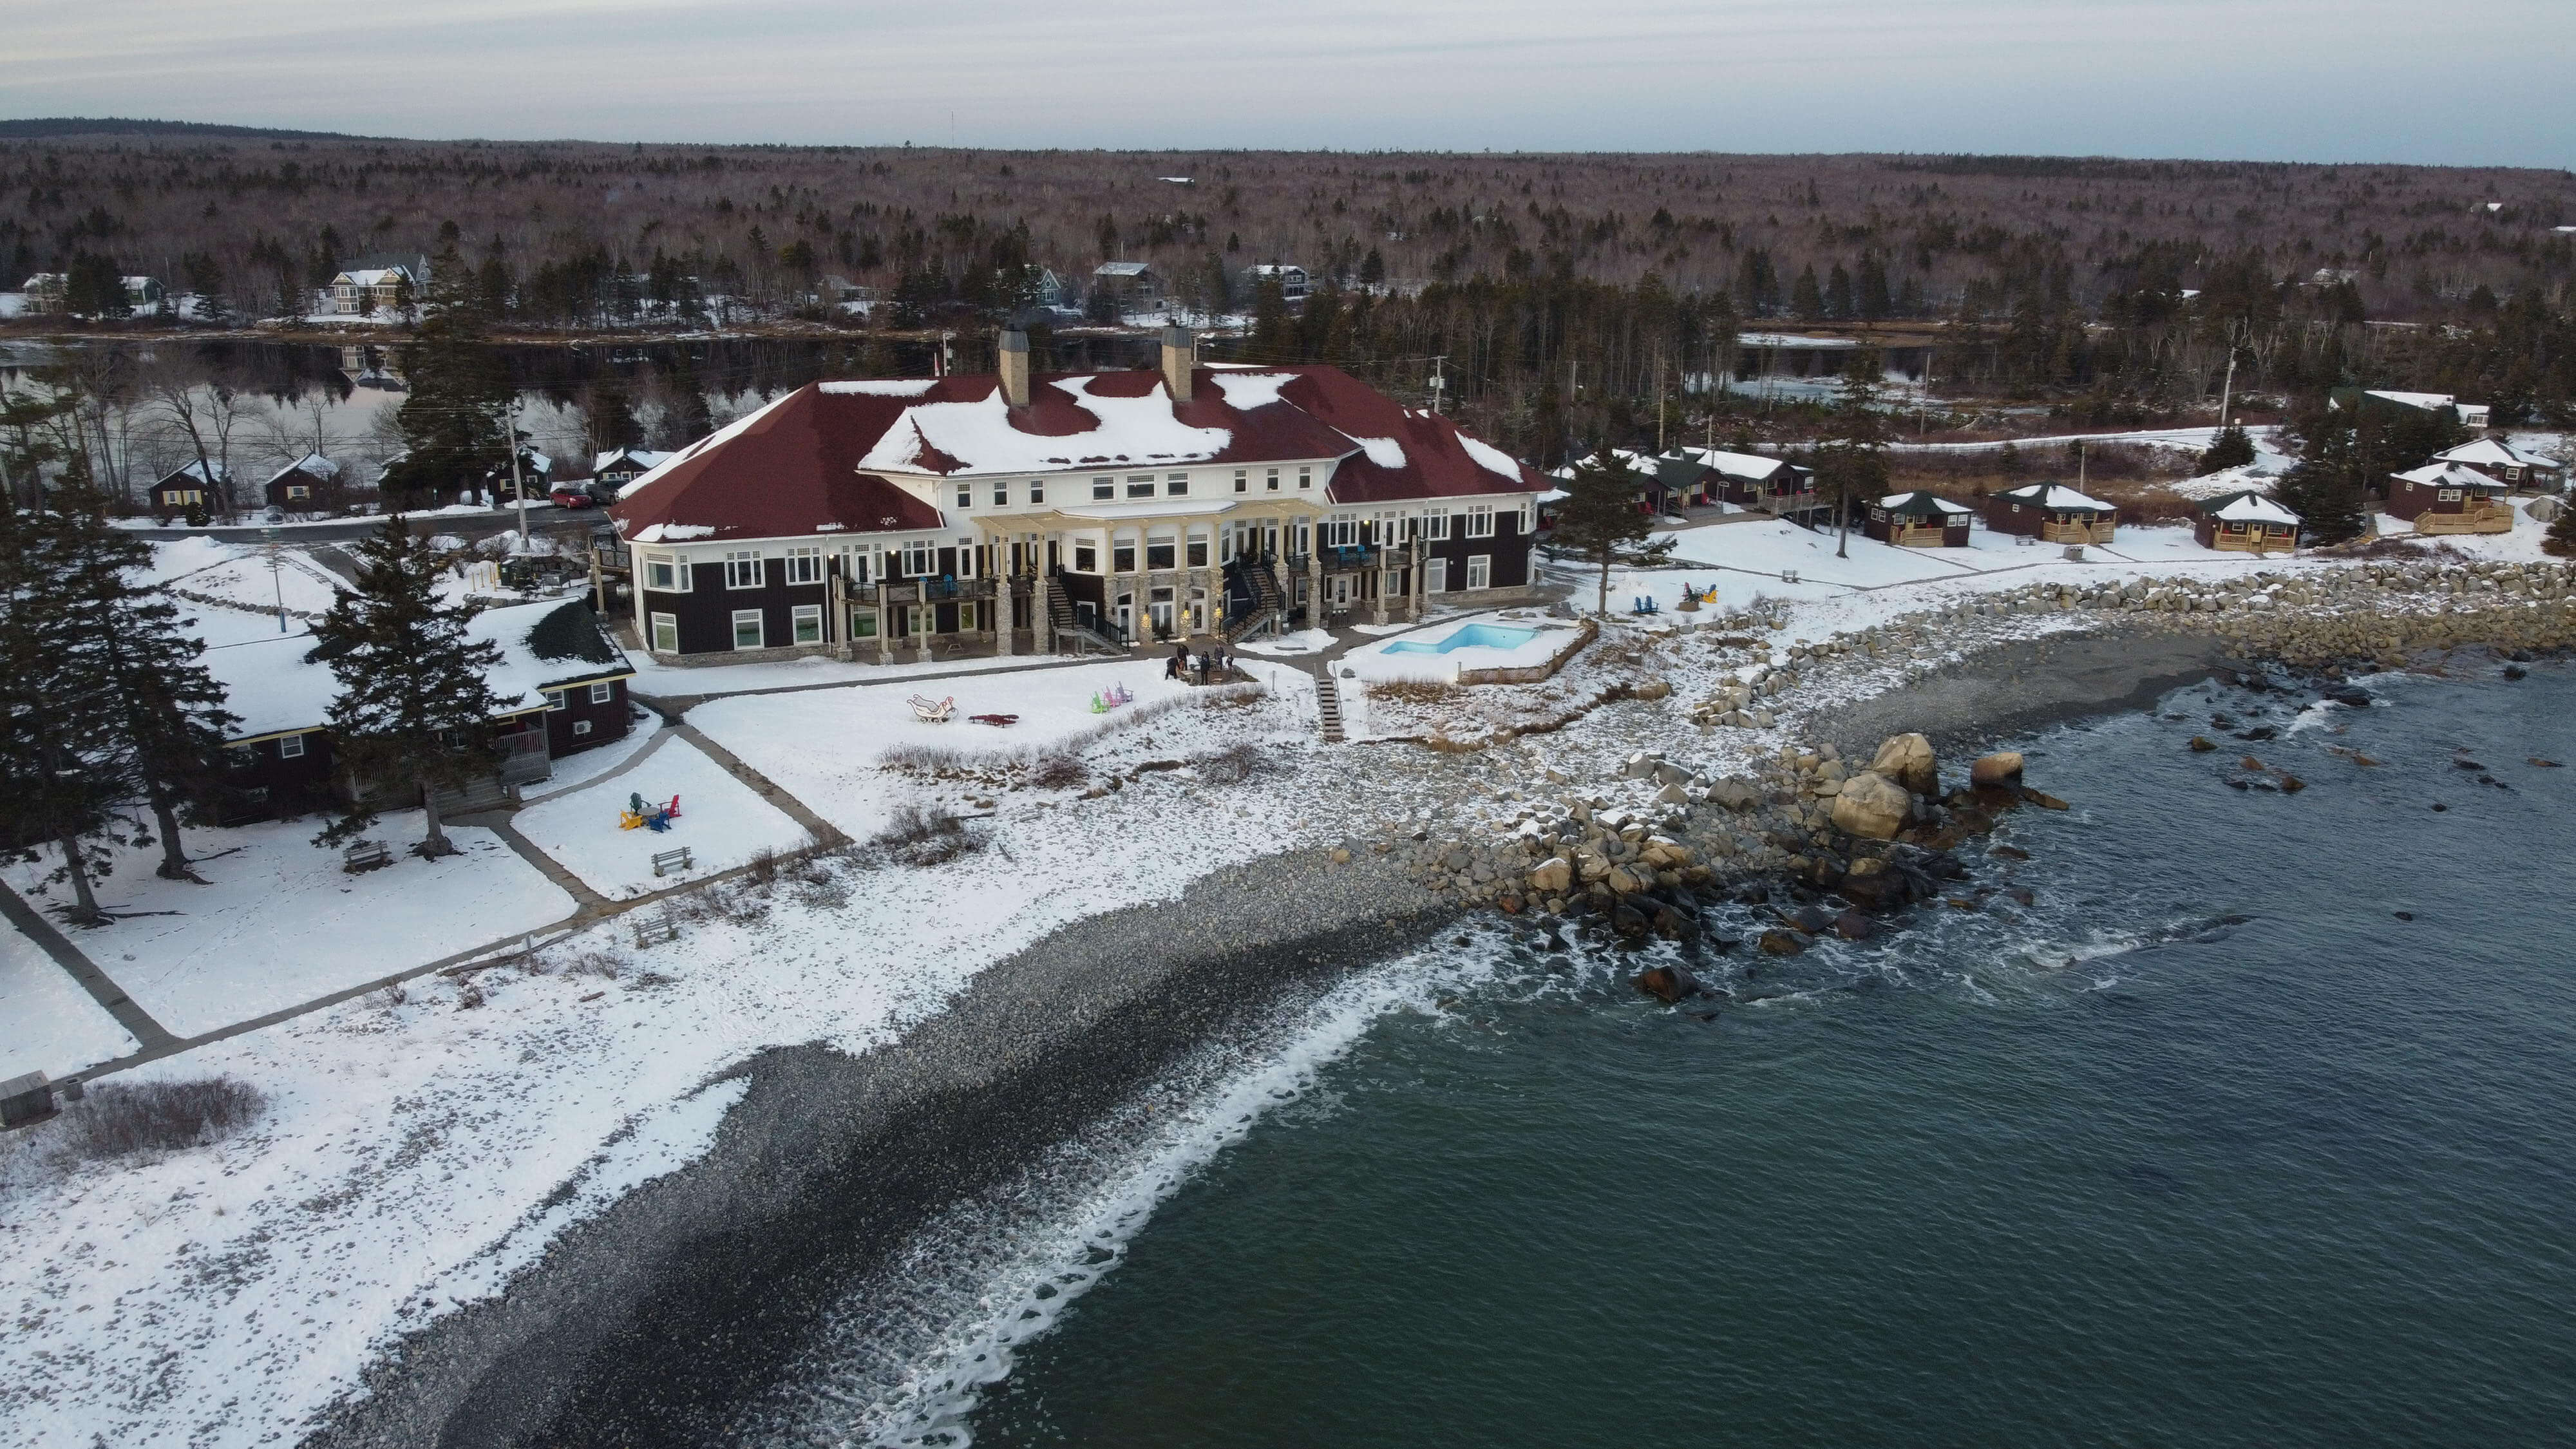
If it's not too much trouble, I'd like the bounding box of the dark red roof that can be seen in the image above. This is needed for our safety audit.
[609,366,1542,545]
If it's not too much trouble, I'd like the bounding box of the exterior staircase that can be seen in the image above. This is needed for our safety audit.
[1220,560,1287,645]
[1314,675,1346,743]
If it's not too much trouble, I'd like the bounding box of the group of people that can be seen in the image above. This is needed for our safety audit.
[1166,642,1235,683]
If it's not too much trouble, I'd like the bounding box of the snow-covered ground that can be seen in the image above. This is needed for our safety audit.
[520,714,668,802]
[3,817,575,1039]
[514,740,810,897]
[0,922,137,1081]
[626,645,1091,699]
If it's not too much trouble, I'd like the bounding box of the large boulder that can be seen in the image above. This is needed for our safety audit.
[1871,733,1939,795]
[1830,770,1913,840]
[1528,857,1573,895]
[1969,751,2025,786]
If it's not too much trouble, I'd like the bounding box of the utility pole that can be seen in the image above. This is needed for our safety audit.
[1429,354,1447,415]
[263,526,287,632]
[1654,354,1667,453]
[2218,349,2239,431]
[506,402,529,549]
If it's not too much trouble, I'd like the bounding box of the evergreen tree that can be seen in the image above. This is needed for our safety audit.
[1791,265,1825,323]
[1527,378,1568,471]
[1552,448,1653,616]
[1358,248,1386,287]
[33,466,241,879]
[1249,275,1291,362]
[1856,254,1893,320]
[383,243,513,507]
[663,350,716,445]
[585,375,643,456]
[1821,351,1891,558]
[310,516,506,858]
[2545,500,2576,559]
[66,252,129,317]
[2196,424,2257,475]
[2271,462,2367,545]
[1826,263,1854,320]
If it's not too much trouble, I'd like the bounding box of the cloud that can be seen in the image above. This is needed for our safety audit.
[3,0,2568,164]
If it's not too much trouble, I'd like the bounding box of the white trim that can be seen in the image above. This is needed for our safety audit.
[730,609,765,650]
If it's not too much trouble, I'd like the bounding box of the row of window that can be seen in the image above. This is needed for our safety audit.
[651,603,976,654]
[945,466,1325,512]
[544,682,619,710]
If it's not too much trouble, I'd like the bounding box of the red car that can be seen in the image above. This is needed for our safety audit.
[549,486,595,509]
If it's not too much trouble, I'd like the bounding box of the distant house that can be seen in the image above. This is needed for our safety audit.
[2430,438,2564,493]
[1984,483,2117,544]
[122,276,165,309]
[2385,462,2514,534]
[20,273,66,313]
[202,599,638,822]
[480,448,554,503]
[1689,448,1821,521]
[149,460,231,516]
[1091,261,1163,311]
[1864,491,1971,547]
[1245,263,1311,303]
[2193,490,2300,553]
[592,448,676,497]
[328,252,430,315]
[263,453,342,511]
[2331,387,2491,431]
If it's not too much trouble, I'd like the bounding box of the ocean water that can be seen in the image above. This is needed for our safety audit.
[817,662,2576,1448]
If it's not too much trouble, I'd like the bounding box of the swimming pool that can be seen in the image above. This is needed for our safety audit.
[1381,623,1540,655]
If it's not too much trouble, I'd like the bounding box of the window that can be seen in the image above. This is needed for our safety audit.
[1113,538,1137,572]
[1265,468,1280,492]
[956,484,973,509]
[1425,557,1449,592]
[732,609,764,650]
[1093,476,1115,500]
[724,551,764,589]
[1425,511,1450,540]
[992,482,1010,506]
[902,539,934,576]
[1074,541,1099,572]
[1517,506,1533,535]
[846,550,872,587]
[907,604,935,636]
[573,719,593,736]
[2437,489,2462,502]
[588,681,614,705]
[1465,504,1495,538]
[1187,535,1209,567]
[1166,473,1189,496]
[784,547,823,585]
[650,612,679,652]
[1298,466,1313,489]
[1146,535,1176,570]
[1466,554,1491,590]
[849,607,879,638]
[1234,469,1248,494]
[278,734,307,759]
[1029,478,1044,504]
[544,690,569,712]
[791,604,823,644]
[957,601,978,632]
[1126,473,1156,498]
[286,484,310,500]
[1323,514,1358,547]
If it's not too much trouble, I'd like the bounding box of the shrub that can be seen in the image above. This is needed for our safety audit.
[51,1077,269,1160]
[1193,742,1272,783]
[1028,750,1088,790]
[873,804,982,867]
[1370,679,1461,705]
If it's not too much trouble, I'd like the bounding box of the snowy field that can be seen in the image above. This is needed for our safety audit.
[627,645,1087,699]
[3,818,575,1039]
[690,659,1206,836]
[0,922,137,1081]
[515,739,810,897]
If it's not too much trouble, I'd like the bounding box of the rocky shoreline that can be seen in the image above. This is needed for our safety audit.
[305,554,2576,1446]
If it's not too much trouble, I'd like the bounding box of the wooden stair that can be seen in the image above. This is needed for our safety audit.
[1314,676,1346,743]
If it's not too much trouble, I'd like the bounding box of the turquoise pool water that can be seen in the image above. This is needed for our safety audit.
[1382,623,1539,655]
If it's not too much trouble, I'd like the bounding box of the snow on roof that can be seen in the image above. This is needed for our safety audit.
[1738,332,1857,349]
[1352,436,1408,469]
[160,460,229,485]
[1673,446,1795,480]
[1877,491,1969,515]
[1206,372,1296,411]
[1457,435,1528,482]
[592,448,674,473]
[859,376,1236,475]
[1995,483,2114,511]
[262,452,338,488]
[2434,438,2557,470]
[1094,261,1153,277]
[2391,462,2508,491]
[202,602,630,741]
[2365,390,2468,412]
[2205,490,2300,525]
[818,380,938,397]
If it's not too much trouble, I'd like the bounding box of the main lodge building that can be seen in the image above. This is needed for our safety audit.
[607,328,1549,663]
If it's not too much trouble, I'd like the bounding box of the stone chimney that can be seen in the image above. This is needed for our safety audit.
[1160,325,1195,403]
[998,328,1031,408]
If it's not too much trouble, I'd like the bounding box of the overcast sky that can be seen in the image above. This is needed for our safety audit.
[8,0,2571,166]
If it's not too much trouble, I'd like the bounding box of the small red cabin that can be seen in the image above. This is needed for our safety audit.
[1984,483,2116,544]
[1865,491,1971,547]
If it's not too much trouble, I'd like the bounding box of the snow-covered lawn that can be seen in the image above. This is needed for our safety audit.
[0,922,137,1081]
[515,740,810,897]
[3,817,576,1039]
[690,659,1204,836]
[520,714,668,802]
[1235,628,1333,656]
[1653,518,1981,589]
[627,646,1092,699]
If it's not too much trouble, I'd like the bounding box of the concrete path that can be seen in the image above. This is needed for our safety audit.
[461,813,615,914]
[0,880,180,1054]
[674,723,847,846]
[516,722,682,806]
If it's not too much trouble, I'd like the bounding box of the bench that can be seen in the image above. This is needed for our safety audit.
[343,840,392,873]
[630,909,679,948]
[650,846,694,878]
